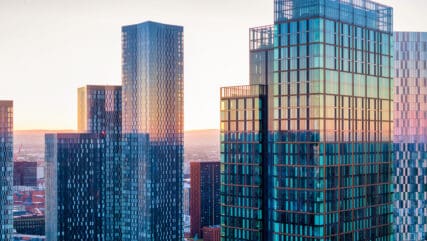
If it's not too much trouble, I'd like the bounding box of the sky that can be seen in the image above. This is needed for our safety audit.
[0,0,426,131]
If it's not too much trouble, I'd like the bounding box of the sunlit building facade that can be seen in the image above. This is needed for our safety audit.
[394,32,427,241]
[0,100,13,241]
[221,0,394,240]
[270,0,394,240]
[121,21,184,241]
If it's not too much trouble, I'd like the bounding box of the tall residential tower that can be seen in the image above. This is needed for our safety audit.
[0,100,13,241]
[121,21,184,241]
[394,32,427,241]
[221,0,394,240]
[46,85,122,241]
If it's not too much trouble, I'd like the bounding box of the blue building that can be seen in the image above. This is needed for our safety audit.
[46,85,121,241]
[121,21,184,241]
[221,0,394,240]
[394,32,427,241]
[0,100,13,241]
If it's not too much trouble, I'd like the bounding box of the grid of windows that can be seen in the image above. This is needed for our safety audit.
[46,86,122,241]
[250,25,275,85]
[190,161,221,238]
[46,134,109,241]
[221,0,393,240]
[0,101,13,241]
[271,0,393,240]
[220,85,267,241]
[394,31,427,241]
[121,21,184,241]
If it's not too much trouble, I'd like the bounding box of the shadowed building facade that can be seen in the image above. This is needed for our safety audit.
[121,21,184,241]
[46,85,121,241]
[0,100,13,241]
[394,32,427,241]
[221,0,394,240]
[14,161,37,187]
[190,161,221,238]
[220,85,268,240]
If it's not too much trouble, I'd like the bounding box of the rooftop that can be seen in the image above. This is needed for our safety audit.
[274,0,393,32]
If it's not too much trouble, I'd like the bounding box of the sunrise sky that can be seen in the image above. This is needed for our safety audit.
[0,0,426,130]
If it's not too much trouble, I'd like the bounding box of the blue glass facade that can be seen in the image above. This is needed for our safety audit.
[394,32,427,241]
[0,100,13,241]
[46,133,111,241]
[46,85,122,241]
[121,21,184,241]
[221,0,393,240]
[77,85,122,239]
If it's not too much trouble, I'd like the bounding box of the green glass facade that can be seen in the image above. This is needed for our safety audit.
[221,0,393,240]
[220,85,268,240]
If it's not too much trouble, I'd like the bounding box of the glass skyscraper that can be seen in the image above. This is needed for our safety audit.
[221,0,394,240]
[220,85,268,240]
[46,85,122,241]
[121,21,184,241]
[0,100,13,241]
[394,32,427,241]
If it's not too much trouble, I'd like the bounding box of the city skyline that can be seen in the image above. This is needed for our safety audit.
[1,0,427,131]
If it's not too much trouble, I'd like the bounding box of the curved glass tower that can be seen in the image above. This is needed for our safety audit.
[394,32,427,241]
[121,21,184,241]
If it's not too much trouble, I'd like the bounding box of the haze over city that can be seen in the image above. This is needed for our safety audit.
[0,0,426,130]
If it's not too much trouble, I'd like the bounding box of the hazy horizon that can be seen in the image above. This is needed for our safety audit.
[1,0,427,130]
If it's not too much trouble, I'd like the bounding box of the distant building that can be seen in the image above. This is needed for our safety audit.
[1,100,14,240]
[14,162,37,186]
[190,161,220,238]
[13,215,44,236]
[121,21,184,241]
[202,226,220,241]
[183,182,190,216]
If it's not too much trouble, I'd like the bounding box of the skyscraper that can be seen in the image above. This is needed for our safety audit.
[77,85,122,239]
[0,100,13,241]
[190,161,221,238]
[77,85,122,135]
[46,85,121,241]
[46,133,110,241]
[221,0,394,240]
[121,21,184,241]
[394,32,427,241]
[220,85,268,240]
